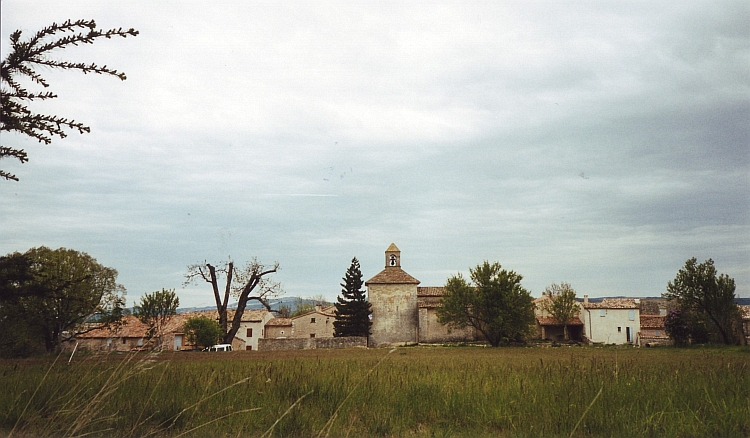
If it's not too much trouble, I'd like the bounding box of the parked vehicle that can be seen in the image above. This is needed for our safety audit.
[204,344,233,352]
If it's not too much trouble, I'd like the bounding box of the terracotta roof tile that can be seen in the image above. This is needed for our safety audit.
[640,315,666,329]
[76,309,272,339]
[366,267,420,285]
[417,287,445,297]
[582,298,639,309]
[265,318,292,327]
[536,316,583,326]
[79,312,216,339]
[241,309,271,322]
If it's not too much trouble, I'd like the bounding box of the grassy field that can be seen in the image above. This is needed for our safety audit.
[1,345,749,437]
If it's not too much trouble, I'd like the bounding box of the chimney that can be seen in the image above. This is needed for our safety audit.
[315,304,322,313]
[584,295,589,304]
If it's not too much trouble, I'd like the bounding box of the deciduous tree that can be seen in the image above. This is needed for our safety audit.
[437,261,535,347]
[184,259,280,345]
[183,316,222,350]
[334,258,372,337]
[542,282,578,341]
[664,308,709,346]
[1,19,138,181]
[664,258,741,345]
[133,288,180,344]
[0,247,126,354]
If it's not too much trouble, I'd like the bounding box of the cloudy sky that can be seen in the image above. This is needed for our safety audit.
[2,1,748,308]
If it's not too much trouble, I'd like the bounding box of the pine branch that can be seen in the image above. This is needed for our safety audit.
[0,19,137,181]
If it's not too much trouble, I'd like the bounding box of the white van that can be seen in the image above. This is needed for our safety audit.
[206,344,233,352]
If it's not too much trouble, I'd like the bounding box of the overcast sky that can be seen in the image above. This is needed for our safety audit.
[2,1,748,308]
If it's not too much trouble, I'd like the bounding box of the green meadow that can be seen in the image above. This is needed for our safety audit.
[1,346,749,437]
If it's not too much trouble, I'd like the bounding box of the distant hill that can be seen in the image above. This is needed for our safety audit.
[575,296,750,306]
[176,296,329,314]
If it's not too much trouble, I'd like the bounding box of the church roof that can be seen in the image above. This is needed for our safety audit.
[366,267,420,285]
[417,287,445,297]
[386,243,400,252]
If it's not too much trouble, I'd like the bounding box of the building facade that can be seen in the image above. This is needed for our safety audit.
[233,309,275,350]
[580,298,641,344]
[366,244,421,347]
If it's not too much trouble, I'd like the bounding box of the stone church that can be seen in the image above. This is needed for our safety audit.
[366,243,476,347]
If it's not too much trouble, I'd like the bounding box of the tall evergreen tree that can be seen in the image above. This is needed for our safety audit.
[334,258,372,337]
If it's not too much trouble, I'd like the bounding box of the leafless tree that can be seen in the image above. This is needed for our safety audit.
[184,259,281,345]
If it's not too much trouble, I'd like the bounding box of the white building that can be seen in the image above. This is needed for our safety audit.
[580,297,640,345]
[232,309,275,350]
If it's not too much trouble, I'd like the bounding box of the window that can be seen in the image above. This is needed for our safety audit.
[659,309,666,316]
[247,328,253,337]
[599,309,606,317]
[629,310,635,321]
[655,330,660,337]
[311,317,316,323]
[310,333,316,338]
[617,327,621,332]
[122,338,126,344]
[246,346,252,350]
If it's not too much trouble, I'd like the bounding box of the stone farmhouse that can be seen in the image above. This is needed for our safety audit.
[72,313,196,352]
[264,305,336,340]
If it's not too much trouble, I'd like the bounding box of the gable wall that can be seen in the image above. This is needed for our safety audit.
[292,311,335,339]
[582,308,640,344]
[368,283,418,346]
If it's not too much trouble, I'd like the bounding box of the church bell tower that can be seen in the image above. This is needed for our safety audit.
[365,243,420,347]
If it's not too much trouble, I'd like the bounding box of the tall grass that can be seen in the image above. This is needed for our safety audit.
[1,346,749,437]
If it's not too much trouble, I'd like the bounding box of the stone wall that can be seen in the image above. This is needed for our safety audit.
[265,324,291,338]
[258,336,367,351]
[368,283,418,347]
[418,308,475,343]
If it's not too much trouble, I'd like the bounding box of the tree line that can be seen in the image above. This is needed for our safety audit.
[2,246,745,358]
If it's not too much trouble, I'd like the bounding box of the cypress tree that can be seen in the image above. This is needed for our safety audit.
[333,257,372,337]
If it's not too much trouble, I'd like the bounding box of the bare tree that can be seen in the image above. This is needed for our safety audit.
[184,259,281,345]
